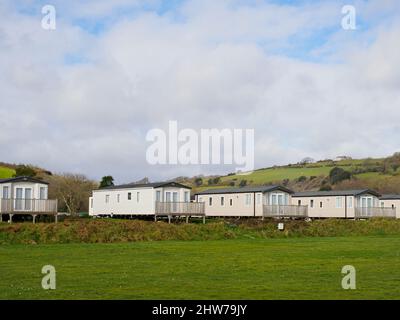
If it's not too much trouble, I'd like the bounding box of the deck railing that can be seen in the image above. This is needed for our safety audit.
[355,207,396,218]
[0,199,58,214]
[263,205,308,218]
[155,202,205,216]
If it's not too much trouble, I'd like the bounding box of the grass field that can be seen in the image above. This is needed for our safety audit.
[220,166,336,184]
[1,236,400,299]
[0,166,15,179]
[216,159,384,185]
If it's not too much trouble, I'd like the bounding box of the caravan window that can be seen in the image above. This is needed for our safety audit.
[2,186,9,199]
[348,197,353,208]
[39,187,47,199]
[336,197,343,208]
[245,194,251,206]
[270,193,287,205]
[184,191,190,202]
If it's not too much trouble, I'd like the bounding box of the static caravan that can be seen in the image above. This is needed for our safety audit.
[89,181,204,218]
[292,189,396,219]
[0,176,58,223]
[379,195,400,218]
[195,185,307,218]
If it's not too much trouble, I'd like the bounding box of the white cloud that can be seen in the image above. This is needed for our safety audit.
[0,0,399,183]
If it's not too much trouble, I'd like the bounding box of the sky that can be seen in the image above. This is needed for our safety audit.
[0,0,400,183]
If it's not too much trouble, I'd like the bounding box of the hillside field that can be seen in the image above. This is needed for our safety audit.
[221,159,385,184]
[0,236,399,299]
[190,157,395,193]
[0,166,15,179]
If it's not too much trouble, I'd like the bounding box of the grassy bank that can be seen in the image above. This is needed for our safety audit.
[1,236,400,299]
[1,218,400,244]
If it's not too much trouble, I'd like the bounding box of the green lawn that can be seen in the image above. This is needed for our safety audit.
[1,236,400,299]
[0,166,14,179]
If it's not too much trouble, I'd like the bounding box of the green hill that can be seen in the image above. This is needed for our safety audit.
[0,166,15,179]
[185,155,400,194]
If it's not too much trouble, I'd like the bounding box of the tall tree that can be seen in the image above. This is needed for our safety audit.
[100,176,114,188]
[48,174,97,215]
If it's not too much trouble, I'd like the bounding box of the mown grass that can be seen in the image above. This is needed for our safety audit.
[0,166,15,179]
[1,218,400,244]
[1,236,400,299]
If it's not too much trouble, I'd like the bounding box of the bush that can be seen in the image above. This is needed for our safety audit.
[2,219,400,244]
[13,165,36,177]
[320,184,332,191]
[329,167,352,185]
[194,177,203,187]
[297,176,307,183]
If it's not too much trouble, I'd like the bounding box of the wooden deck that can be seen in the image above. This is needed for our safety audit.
[263,204,308,218]
[0,199,58,223]
[355,207,396,219]
[155,202,206,223]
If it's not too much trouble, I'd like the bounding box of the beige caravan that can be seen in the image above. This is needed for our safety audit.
[195,185,307,218]
[0,176,58,223]
[292,189,396,219]
[379,195,400,218]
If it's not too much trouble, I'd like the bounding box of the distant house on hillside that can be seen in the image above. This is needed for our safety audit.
[0,176,58,223]
[299,157,315,165]
[335,156,352,161]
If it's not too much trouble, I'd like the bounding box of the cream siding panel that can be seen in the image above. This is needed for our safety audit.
[196,191,292,217]
[380,199,400,218]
